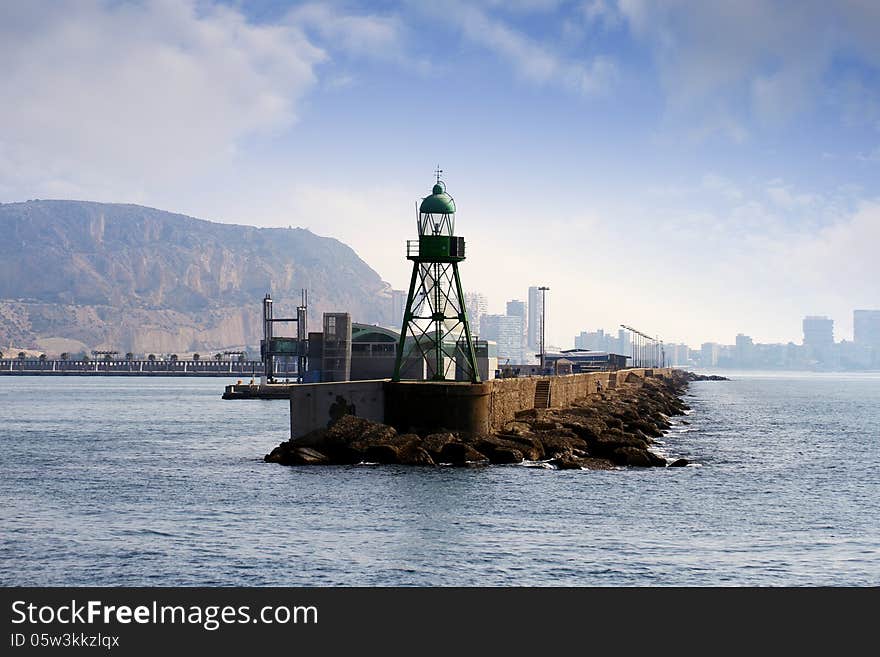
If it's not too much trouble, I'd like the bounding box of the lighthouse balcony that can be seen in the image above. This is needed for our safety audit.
[407,236,466,262]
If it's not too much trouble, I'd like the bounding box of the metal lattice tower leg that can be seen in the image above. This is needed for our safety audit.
[393,261,480,383]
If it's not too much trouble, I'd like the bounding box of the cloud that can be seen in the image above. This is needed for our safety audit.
[0,0,324,201]
[617,0,880,135]
[701,173,742,201]
[438,2,616,96]
[287,3,405,61]
[765,184,819,210]
[856,146,880,162]
[477,0,566,13]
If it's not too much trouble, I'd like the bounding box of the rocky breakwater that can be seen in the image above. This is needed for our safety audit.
[265,370,700,470]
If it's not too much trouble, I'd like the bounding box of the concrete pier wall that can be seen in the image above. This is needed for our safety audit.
[289,368,673,439]
[487,368,670,431]
[290,380,386,438]
[384,381,492,436]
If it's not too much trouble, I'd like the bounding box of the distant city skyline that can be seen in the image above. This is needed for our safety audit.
[2,2,878,346]
[460,289,880,366]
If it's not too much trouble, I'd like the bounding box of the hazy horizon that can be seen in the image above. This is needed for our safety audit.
[2,1,878,347]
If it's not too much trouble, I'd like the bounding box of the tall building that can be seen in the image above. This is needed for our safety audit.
[618,328,630,358]
[803,316,834,347]
[854,310,880,348]
[575,329,608,351]
[574,328,628,354]
[701,342,721,367]
[506,299,528,360]
[481,314,524,364]
[735,333,754,368]
[527,286,543,352]
[665,343,690,366]
[506,299,526,326]
[465,292,488,337]
[390,289,407,328]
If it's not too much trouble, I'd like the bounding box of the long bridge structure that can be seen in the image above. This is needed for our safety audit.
[0,358,297,378]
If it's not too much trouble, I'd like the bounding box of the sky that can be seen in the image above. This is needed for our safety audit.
[1,0,878,348]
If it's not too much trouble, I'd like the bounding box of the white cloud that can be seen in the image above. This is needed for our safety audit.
[856,146,880,162]
[438,2,616,96]
[701,173,742,201]
[478,0,566,13]
[765,184,819,210]
[287,3,405,60]
[617,1,880,135]
[0,0,324,201]
[580,0,622,25]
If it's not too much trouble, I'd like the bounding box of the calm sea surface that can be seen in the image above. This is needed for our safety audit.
[1,373,878,586]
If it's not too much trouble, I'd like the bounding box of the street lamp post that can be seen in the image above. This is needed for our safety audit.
[539,286,550,372]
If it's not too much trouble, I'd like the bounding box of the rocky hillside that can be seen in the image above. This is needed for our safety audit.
[0,200,393,354]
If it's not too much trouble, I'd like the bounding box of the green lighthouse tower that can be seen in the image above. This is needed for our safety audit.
[392,171,481,383]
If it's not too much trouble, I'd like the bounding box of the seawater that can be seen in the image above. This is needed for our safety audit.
[1,373,878,586]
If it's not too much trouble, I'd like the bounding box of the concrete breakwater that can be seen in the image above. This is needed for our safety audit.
[265,368,701,469]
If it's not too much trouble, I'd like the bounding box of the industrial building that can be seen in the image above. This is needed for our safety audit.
[542,349,630,373]
[301,316,497,383]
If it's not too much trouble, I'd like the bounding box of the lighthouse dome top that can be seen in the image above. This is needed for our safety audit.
[419,181,456,215]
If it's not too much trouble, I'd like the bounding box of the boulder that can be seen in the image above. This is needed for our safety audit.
[611,446,654,467]
[291,428,327,447]
[364,444,400,464]
[438,442,488,465]
[473,436,526,462]
[669,458,689,467]
[532,419,562,431]
[475,434,543,461]
[502,434,545,461]
[398,445,436,466]
[549,457,583,470]
[329,445,367,465]
[560,420,602,442]
[324,415,397,449]
[625,419,664,438]
[539,433,588,457]
[502,422,534,437]
[290,447,330,465]
[589,429,650,457]
[264,444,287,463]
[422,432,457,460]
[489,448,523,464]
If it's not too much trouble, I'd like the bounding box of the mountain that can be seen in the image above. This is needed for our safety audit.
[0,200,393,354]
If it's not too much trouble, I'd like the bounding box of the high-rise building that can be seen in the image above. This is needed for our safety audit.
[506,299,527,360]
[735,333,754,368]
[854,310,880,348]
[481,314,524,364]
[465,292,488,337]
[574,328,624,353]
[803,316,834,347]
[701,342,721,367]
[527,286,543,351]
[618,328,630,358]
[575,329,605,351]
[664,343,690,366]
[506,300,526,326]
[390,289,407,328]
